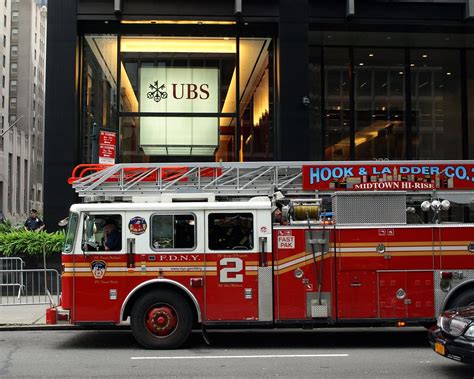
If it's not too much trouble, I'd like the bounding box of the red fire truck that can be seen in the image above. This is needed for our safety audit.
[47,161,474,349]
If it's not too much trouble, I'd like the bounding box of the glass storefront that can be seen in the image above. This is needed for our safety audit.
[81,28,474,164]
[81,33,273,163]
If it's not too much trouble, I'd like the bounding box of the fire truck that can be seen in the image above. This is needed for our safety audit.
[46,160,474,349]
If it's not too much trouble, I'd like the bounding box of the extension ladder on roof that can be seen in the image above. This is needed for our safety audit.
[68,162,314,200]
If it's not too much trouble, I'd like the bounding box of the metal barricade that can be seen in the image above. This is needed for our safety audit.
[0,268,60,306]
[0,257,25,298]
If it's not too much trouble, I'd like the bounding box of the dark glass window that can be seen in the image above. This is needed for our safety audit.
[208,213,253,250]
[354,49,406,160]
[410,49,462,159]
[324,48,350,161]
[467,50,474,159]
[151,214,195,250]
[309,46,322,160]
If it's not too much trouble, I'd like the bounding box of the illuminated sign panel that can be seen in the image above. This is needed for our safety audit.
[139,67,219,156]
[302,163,474,191]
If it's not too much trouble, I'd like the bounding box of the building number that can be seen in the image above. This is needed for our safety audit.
[219,257,244,283]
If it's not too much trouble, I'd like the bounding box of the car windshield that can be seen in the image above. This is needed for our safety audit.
[64,212,79,253]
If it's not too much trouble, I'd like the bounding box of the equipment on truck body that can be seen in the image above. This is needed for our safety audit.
[47,160,474,349]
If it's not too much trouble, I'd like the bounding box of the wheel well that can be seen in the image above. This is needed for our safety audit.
[122,282,200,325]
[444,281,474,310]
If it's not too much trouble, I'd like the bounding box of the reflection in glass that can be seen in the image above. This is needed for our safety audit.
[411,50,462,159]
[308,47,321,160]
[324,48,350,160]
[82,35,118,163]
[354,49,406,160]
[468,51,474,159]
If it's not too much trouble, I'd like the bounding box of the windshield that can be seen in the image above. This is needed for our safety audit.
[64,212,79,253]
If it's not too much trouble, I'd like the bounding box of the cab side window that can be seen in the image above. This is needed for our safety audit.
[151,214,195,250]
[208,213,253,250]
[82,214,122,252]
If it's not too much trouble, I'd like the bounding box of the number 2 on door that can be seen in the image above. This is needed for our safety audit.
[219,257,244,283]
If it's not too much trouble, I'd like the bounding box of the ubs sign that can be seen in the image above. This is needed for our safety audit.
[139,67,219,156]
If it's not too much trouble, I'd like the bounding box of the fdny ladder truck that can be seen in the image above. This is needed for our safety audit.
[47,160,474,349]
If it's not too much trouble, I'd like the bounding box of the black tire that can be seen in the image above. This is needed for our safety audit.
[131,289,193,349]
[449,290,474,309]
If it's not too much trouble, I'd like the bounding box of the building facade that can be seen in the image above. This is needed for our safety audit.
[0,0,46,225]
[45,0,474,226]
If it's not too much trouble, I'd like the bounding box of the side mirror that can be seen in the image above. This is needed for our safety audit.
[58,217,69,227]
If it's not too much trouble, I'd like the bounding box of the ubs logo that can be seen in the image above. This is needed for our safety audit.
[147,80,168,102]
[147,80,210,103]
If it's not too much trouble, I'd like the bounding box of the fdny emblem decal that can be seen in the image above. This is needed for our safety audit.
[91,260,107,279]
[129,216,147,235]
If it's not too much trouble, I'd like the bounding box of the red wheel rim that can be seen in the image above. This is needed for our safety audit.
[145,305,178,337]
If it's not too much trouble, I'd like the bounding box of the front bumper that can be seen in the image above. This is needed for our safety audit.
[428,326,474,364]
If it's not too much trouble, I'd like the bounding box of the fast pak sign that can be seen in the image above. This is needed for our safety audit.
[139,67,219,156]
[302,163,474,191]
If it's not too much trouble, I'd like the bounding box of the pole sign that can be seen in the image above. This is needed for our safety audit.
[302,163,474,191]
[98,130,116,164]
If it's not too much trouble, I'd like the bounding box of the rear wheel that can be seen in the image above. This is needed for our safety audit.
[449,290,474,309]
[131,290,193,349]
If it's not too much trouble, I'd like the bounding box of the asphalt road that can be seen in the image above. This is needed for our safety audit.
[0,327,472,378]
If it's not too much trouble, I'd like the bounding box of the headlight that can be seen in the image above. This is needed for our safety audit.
[439,314,471,336]
[448,317,471,336]
[464,325,474,339]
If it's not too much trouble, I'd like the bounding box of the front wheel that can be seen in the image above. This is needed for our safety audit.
[131,290,193,349]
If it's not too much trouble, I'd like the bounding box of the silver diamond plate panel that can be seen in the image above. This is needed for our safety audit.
[333,191,406,225]
[258,266,273,321]
[306,292,331,318]
[435,270,474,314]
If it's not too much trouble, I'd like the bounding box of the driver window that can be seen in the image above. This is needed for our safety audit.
[208,213,254,250]
[83,214,122,252]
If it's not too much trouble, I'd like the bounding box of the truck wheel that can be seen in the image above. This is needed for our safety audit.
[131,289,193,349]
[450,290,474,309]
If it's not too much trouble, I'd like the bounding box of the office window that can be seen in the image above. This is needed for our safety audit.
[10,63,17,75]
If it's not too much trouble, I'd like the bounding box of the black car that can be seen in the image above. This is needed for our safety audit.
[428,306,474,364]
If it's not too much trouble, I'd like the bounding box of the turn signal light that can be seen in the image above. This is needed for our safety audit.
[441,272,453,280]
[397,321,406,327]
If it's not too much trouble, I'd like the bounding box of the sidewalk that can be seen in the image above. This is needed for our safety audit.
[0,303,78,330]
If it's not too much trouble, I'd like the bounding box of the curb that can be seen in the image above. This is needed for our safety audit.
[0,324,131,331]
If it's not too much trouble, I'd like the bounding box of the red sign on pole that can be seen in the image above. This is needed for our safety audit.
[302,163,474,191]
[98,130,116,164]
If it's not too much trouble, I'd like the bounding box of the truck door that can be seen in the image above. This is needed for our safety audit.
[204,209,273,321]
[379,225,435,319]
[336,226,387,319]
[74,212,126,322]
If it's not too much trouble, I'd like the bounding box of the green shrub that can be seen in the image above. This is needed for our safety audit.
[0,230,65,256]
